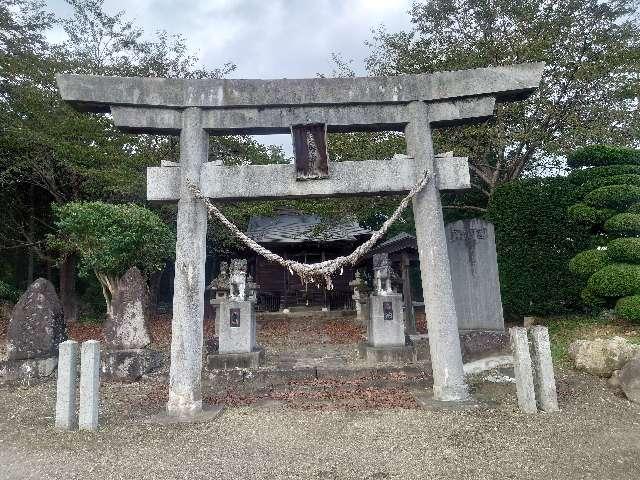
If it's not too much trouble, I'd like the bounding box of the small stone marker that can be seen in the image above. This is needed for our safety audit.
[509,327,537,413]
[79,340,100,431]
[446,219,504,331]
[529,326,559,412]
[55,340,79,430]
[367,293,405,347]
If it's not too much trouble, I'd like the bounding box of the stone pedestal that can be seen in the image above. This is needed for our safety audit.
[100,348,164,382]
[360,293,413,364]
[207,299,264,369]
[367,293,405,347]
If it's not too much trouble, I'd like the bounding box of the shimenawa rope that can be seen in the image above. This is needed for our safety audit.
[188,170,431,289]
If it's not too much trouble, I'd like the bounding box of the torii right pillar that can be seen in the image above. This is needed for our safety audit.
[406,101,468,401]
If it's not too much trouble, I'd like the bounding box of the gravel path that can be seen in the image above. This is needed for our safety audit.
[1,370,639,480]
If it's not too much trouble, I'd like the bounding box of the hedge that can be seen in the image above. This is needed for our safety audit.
[604,213,640,235]
[569,249,611,279]
[567,145,640,168]
[615,295,640,324]
[587,263,640,297]
[584,184,640,210]
[0,280,20,303]
[581,287,607,308]
[487,177,592,316]
[607,237,640,264]
[575,174,640,198]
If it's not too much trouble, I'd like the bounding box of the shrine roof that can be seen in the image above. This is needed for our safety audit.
[246,211,371,244]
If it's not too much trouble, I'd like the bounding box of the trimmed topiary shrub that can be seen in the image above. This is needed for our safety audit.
[567,145,640,168]
[584,184,640,210]
[607,238,640,264]
[604,213,640,236]
[569,249,611,279]
[615,295,640,324]
[587,263,640,297]
[569,146,640,317]
[567,203,616,225]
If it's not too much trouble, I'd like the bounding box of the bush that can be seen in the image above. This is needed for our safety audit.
[604,213,640,235]
[567,203,616,225]
[487,177,592,316]
[628,203,640,213]
[584,184,640,210]
[607,237,640,263]
[587,263,640,297]
[567,164,640,185]
[567,145,640,168]
[615,295,640,324]
[569,249,611,279]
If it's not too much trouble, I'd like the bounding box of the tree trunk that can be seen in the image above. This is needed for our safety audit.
[60,254,79,324]
[95,271,119,320]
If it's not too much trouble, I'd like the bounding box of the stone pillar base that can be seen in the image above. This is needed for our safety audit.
[358,341,416,365]
[206,346,265,370]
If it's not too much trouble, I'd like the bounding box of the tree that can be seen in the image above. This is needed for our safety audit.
[567,145,640,323]
[364,0,640,211]
[50,201,175,318]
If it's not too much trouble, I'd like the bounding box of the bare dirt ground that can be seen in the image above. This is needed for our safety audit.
[1,369,639,480]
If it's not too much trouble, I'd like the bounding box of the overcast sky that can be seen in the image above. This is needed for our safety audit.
[47,0,414,154]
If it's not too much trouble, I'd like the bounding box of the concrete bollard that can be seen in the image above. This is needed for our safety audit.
[55,340,79,430]
[529,326,559,412]
[79,340,100,431]
[509,327,537,413]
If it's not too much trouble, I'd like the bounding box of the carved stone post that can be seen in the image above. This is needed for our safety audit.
[405,101,469,402]
[167,107,208,417]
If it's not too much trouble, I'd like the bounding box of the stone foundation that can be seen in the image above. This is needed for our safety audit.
[0,357,57,382]
[100,348,164,382]
[358,341,416,364]
[206,346,265,370]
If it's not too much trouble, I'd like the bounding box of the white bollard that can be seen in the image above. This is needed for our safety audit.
[55,340,79,430]
[529,326,560,412]
[509,327,537,413]
[79,340,100,431]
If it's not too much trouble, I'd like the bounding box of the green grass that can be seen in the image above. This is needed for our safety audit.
[540,314,640,366]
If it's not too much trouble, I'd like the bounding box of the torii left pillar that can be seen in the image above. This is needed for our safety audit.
[167,107,208,416]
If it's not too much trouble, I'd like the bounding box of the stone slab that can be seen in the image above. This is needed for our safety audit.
[145,404,225,425]
[100,348,164,382]
[206,346,265,370]
[446,219,504,331]
[57,62,544,112]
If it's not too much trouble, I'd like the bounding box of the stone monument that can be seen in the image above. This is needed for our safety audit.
[446,218,504,331]
[207,259,264,369]
[57,62,544,415]
[1,278,65,381]
[208,261,230,333]
[100,267,162,381]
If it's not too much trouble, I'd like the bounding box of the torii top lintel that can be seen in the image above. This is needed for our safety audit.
[56,62,544,113]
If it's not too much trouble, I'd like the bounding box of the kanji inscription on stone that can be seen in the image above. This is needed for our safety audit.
[291,123,329,180]
[383,301,393,321]
[229,308,240,328]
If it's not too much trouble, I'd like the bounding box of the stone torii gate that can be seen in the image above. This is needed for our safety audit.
[57,62,543,417]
